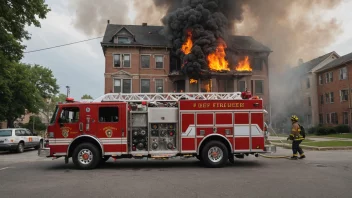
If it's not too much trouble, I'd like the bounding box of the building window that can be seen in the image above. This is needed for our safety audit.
[113,54,121,67]
[329,92,334,103]
[319,114,323,124]
[326,113,330,124]
[141,55,150,68]
[331,112,338,124]
[318,75,323,85]
[99,107,119,122]
[141,79,150,93]
[325,93,329,103]
[308,97,311,106]
[113,54,130,68]
[306,78,310,88]
[123,54,130,67]
[340,67,347,80]
[117,37,130,44]
[114,79,132,93]
[340,89,348,101]
[326,72,333,82]
[343,112,348,124]
[320,95,324,105]
[255,80,264,94]
[155,55,164,69]
[253,58,262,71]
[238,81,246,92]
[306,114,311,125]
[155,79,164,93]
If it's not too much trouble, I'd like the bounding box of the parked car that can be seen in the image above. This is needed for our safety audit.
[0,128,43,153]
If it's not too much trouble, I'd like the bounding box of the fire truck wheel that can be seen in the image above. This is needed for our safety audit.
[72,143,101,170]
[201,141,228,168]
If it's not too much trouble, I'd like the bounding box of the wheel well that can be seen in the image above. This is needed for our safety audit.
[198,136,232,157]
[19,140,24,145]
[67,137,103,158]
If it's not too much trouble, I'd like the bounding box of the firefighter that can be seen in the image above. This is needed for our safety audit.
[287,115,305,160]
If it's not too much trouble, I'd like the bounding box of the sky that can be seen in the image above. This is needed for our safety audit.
[21,0,352,100]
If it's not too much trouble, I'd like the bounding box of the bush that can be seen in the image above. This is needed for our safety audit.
[308,126,318,134]
[326,127,337,134]
[334,125,350,133]
[316,127,328,136]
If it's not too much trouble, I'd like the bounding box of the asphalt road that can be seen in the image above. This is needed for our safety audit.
[0,148,351,198]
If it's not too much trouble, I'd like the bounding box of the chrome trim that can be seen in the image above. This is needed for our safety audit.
[196,134,233,155]
[66,135,104,156]
[38,148,50,157]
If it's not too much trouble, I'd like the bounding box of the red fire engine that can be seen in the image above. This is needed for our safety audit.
[38,91,276,169]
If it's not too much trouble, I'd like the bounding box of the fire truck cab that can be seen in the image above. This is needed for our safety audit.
[38,92,275,170]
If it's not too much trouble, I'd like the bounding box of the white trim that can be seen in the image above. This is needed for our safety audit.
[112,53,131,68]
[66,135,104,156]
[197,134,233,155]
[112,78,133,93]
[181,150,196,153]
[182,125,195,136]
[154,78,164,93]
[140,78,151,93]
[53,153,66,156]
[233,150,251,153]
[154,54,164,69]
[140,54,151,68]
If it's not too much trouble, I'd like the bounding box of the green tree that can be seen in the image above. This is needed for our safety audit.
[39,93,67,124]
[29,64,59,98]
[19,116,46,134]
[81,94,93,99]
[0,0,50,61]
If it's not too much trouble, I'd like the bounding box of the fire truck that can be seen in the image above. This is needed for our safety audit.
[38,91,276,169]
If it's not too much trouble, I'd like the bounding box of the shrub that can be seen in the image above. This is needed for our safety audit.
[326,127,337,134]
[334,125,350,133]
[308,126,318,134]
[316,127,328,136]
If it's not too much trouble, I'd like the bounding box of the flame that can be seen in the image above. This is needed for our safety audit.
[181,30,193,55]
[207,39,230,72]
[235,56,252,72]
[190,79,198,84]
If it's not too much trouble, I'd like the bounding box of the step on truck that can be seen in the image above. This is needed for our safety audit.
[38,91,276,169]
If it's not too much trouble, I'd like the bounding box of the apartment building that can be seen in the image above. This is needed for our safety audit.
[298,51,340,127]
[101,22,272,110]
[316,52,352,127]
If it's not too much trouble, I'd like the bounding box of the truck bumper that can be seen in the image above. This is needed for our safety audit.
[38,148,50,157]
[264,145,276,153]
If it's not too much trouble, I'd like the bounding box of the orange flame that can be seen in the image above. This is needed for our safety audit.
[207,39,230,72]
[235,56,252,72]
[190,79,198,84]
[181,30,193,55]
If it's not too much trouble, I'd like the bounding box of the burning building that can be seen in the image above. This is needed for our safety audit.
[101,1,272,107]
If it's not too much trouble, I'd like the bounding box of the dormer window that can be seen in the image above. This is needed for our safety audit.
[117,37,130,44]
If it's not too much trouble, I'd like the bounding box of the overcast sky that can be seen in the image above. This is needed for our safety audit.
[21,0,352,100]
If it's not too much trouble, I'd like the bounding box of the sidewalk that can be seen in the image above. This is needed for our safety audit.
[268,136,352,142]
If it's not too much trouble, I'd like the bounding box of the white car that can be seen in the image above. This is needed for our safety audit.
[0,128,43,153]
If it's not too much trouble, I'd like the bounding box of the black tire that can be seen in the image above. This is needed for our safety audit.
[72,143,101,170]
[201,140,228,168]
[17,142,24,153]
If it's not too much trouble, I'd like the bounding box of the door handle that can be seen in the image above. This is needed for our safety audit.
[122,128,124,137]
[79,122,83,132]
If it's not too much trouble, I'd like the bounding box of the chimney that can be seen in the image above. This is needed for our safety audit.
[142,23,147,26]
[107,20,110,24]
[298,58,303,65]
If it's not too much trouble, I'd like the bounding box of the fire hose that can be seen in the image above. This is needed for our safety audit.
[259,126,292,159]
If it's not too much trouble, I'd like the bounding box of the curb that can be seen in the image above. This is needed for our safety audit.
[271,142,352,151]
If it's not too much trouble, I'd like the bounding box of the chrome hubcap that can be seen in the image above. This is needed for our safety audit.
[208,146,223,162]
[78,149,93,165]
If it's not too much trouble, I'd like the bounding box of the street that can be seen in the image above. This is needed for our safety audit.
[0,148,351,198]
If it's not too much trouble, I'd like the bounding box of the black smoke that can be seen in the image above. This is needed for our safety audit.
[160,0,233,79]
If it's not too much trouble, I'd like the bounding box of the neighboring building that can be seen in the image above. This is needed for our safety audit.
[101,22,272,111]
[298,51,340,127]
[315,51,352,127]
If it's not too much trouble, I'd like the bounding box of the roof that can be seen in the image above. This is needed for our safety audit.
[316,51,352,73]
[297,52,336,73]
[101,24,272,52]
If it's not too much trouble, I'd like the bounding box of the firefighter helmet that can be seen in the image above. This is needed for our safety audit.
[291,115,299,122]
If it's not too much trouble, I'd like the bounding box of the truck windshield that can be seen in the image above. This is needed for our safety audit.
[50,105,59,124]
[0,130,12,137]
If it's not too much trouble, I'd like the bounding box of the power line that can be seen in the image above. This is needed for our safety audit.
[24,36,104,53]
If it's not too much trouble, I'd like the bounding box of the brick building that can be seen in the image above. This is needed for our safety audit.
[101,22,272,109]
[315,52,352,127]
[297,51,340,127]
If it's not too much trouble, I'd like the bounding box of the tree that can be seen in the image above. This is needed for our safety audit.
[0,0,50,61]
[39,93,67,124]
[81,94,93,99]
[2,63,59,127]
[19,116,46,134]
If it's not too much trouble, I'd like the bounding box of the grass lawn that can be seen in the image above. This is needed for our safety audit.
[301,141,352,147]
[325,133,352,139]
[271,139,315,143]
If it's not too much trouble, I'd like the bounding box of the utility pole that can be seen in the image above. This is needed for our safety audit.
[66,86,70,97]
